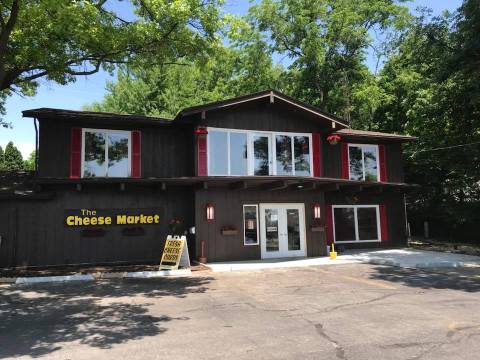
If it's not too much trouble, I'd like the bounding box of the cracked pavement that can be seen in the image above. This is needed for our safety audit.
[1,263,480,359]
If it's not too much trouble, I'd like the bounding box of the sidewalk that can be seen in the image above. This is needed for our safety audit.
[206,248,480,272]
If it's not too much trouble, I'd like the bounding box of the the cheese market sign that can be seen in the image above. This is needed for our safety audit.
[65,208,161,226]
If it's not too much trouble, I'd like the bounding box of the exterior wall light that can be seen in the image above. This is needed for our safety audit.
[326,134,341,145]
[206,203,214,222]
[313,203,321,220]
[195,127,208,136]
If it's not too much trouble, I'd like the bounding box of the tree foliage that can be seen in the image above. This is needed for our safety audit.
[87,20,285,117]
[248,0,411,124]
[374,1,480,240]
[23,150,35,170]
[3,141,23,170]
[0,0,224,126]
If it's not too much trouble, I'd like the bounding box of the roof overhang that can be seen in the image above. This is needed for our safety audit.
[333,129,417,142]
[176,90,349,129]
[32,176,418,192]
[22,108,173,126]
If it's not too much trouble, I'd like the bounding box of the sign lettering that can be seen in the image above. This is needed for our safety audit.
[65,208,161,226]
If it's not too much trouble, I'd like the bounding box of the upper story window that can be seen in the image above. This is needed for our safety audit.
[207,128,312,177]
[348,144,379,181]
[82,129,131,177]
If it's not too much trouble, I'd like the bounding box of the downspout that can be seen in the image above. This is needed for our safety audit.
[33,117,39,174]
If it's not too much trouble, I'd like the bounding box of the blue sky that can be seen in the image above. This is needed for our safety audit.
[1,0,462,157]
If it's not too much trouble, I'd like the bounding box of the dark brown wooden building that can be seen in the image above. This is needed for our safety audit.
[0,90,416,268]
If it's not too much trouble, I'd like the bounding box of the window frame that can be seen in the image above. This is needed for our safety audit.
[243,204,259,246]
[207,127,313,177]
[347,143,380,182]
[81,128,132,178]
[332,204,381,243]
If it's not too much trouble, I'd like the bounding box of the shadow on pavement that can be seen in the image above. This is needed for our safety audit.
[0,276,214,358]
[369,265,480,292]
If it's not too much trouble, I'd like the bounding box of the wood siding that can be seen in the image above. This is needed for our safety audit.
[325,191,407,247]
[322,138,405,183]
[192,98,336,133]
[195,188,328,262]
[0,186,194,268]
[38,118,195,178]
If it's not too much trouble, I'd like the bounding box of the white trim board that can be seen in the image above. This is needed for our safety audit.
[207,127,313,177]
[81,128,132,178]
[332,204,381,243]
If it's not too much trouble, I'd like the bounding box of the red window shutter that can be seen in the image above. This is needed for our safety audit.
[379,204,388,242]
[325,204,334,245]
[131,131,141,178]
[379,144,387,182]
[197,136,207,176]
[312,133,322,177]
[70,128,82,179]
[341,143,349,179]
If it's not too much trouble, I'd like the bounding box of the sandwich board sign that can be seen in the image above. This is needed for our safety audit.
[159,235,190,270]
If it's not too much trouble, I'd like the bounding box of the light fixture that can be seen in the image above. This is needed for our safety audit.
[206,203,214,222]
[195,127,208,136]
[313,203,321,220]
[326,134,341,145]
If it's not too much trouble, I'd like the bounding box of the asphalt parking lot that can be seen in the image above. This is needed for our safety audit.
[1,263,480,360]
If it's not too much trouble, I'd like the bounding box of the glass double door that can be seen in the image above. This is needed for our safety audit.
[259,204,306,258]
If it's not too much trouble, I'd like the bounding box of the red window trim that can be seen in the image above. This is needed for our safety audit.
[70,127,82,179]
[312,133,322,177]
[131,130,141,178]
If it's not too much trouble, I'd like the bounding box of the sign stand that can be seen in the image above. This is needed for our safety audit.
[159,235,191,270]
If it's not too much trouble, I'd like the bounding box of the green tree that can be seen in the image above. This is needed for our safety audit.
[3,141,23,170]
[87,32,285,118]
[0,145,4,169]
[375,0,480,241]
[248,0,411,124]
[23,150,36,170]
[0,0,224,126]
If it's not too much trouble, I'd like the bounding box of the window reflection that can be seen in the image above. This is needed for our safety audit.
[84,130,129,178]
[243,205,258,245]
[254,135,270,175]
[349,145,378,181]
[363,146,378,181]
[209,131,228,175]
[294,136,310,176]
[84,132,106,177]
[276,135,292,175]
[349,146,363,180]
[108,133,129,177]
[230,133,248,175]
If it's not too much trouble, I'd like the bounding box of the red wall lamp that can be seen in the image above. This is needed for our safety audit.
[206,203,215,222]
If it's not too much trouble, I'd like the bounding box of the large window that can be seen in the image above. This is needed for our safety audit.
[208,128,312,176]
[348,144,379,181]
[332,205,380,243]
[243,205,259,245]
[83,129,130,177]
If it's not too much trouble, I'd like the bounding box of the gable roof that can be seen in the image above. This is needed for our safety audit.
[176,89,349,129]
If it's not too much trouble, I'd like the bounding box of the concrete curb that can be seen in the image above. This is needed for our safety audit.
[2,268,192,285]
[15,274,95,284]
[126,269,191,278]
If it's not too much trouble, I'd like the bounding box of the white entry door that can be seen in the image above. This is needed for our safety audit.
[259,204,306,259]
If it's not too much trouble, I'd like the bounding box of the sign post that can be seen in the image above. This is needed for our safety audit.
[159,235,190,270]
